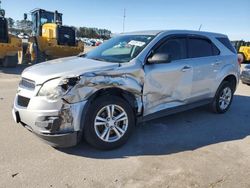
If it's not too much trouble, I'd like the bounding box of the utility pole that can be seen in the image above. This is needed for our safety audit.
[123,8,126,33]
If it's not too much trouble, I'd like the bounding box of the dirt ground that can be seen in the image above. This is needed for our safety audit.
[0,64,250,188]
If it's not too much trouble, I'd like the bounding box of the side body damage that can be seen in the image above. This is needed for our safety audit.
[60,62,145,132]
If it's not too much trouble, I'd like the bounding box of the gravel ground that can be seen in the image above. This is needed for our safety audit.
[0,64,250,188]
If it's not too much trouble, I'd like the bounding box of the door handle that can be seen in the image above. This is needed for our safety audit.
[181,65,192,72]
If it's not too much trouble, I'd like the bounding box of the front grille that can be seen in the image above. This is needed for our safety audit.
[19,78,36,90]
[17,95,30,107]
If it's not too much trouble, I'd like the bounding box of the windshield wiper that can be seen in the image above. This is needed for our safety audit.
[90,57,106,62]
[78,53,86,57]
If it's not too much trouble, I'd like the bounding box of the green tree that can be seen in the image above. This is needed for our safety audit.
[15,19,32,34]
[6,17,14,28]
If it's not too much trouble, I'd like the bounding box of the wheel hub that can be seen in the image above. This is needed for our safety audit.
[94,104,128,143]
[106,119,116,128]
[219,87,232,110]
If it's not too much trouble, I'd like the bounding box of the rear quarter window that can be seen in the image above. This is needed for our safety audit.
[217,37,237,54]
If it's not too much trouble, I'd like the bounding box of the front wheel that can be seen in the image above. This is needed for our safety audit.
[83,95,135,150]
[210,81,234,114]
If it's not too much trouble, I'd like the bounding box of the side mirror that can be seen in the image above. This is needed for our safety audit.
[147,53,171,64]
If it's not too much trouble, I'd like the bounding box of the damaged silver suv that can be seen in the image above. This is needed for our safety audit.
[13,30,240,150]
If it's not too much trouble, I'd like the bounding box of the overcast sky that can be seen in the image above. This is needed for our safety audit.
[2,0,250,40]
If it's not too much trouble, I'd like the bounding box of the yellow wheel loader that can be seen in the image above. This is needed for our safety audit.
[238,46,250,63]
[0,6,22,67]
[19,9,84,64]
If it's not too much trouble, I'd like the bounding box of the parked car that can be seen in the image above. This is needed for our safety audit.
[241,64,250,85]
[17,32,29,39]
[12,30,240,150]
[95,41,102,46]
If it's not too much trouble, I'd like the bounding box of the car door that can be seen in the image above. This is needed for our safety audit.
[187,36,221,101]
[143,36,194,116]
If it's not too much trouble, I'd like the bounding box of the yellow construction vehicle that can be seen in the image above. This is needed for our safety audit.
[0,2,22,67]
[19,9,84,64]
[238,46,250,62]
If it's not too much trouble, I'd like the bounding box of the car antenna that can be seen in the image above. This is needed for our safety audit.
[198,24,203,31]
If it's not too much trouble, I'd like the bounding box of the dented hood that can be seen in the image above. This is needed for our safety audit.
[22,56,120,84]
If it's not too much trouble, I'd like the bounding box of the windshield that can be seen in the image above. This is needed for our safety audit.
[84,35,154,63]
[40,12,62,24]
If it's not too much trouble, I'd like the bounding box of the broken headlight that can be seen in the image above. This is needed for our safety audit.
[38,77,80,100]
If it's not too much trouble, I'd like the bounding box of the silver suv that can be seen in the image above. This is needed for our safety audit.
[13,30,240,150]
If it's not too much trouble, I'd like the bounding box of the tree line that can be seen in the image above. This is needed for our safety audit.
[6,17,112,39]
[6,17,33,34]
[232,40,250,52]
[76,27,112,39]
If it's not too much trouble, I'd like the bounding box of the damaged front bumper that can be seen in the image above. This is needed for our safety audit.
[34,129,77,148]
[12,94,87,148]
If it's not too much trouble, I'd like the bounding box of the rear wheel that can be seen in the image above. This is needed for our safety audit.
[18,43,30,64]
[83,95,135,150]
[210,81,234,114]
[18,50,30,64]
[2,55,18,68]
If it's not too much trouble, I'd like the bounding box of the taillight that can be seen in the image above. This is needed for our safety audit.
[238,54,243,67]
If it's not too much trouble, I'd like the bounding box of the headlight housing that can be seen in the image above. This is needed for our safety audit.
[38,78,64,100]
[38,77,80,100]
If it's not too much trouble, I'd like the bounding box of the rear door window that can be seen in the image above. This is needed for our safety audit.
[188,38,214,58]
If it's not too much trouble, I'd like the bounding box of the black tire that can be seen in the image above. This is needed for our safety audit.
[18,43,30,64]
[210,81,234,114]
[2,55,18,68]
[83,95,135,150]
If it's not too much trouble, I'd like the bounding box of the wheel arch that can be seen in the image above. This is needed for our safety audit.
[221,74,238,92]
[87,87,140,114]
[79,87,141,132]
